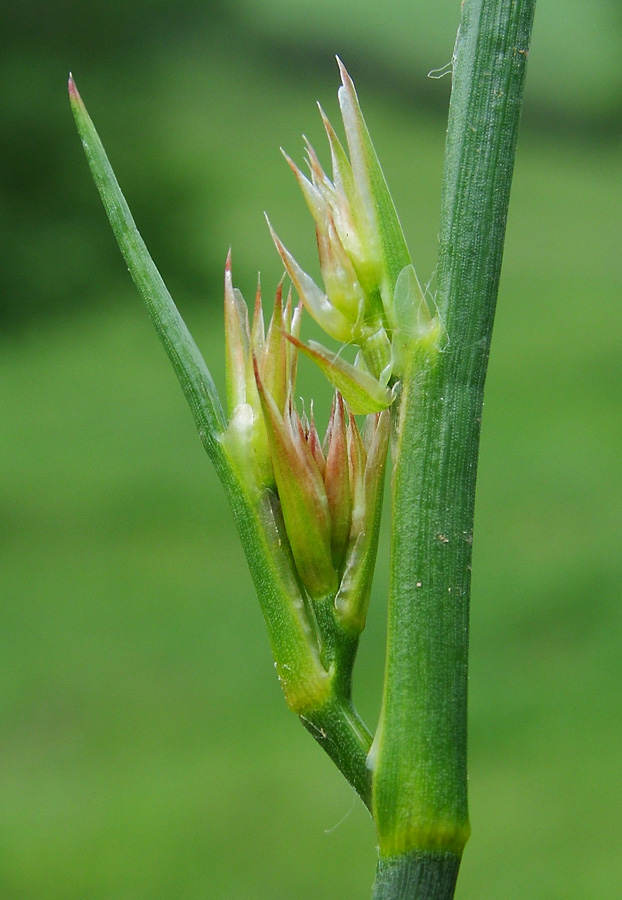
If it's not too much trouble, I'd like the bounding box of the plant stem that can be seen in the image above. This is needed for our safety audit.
[371,0,536,896]
[300,696,373,810]
[372,852,460,900]
[373,346,471,860]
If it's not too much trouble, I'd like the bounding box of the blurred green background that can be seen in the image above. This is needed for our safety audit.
[1,1,621,897]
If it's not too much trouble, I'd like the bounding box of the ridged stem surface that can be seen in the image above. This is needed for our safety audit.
[372,1,537,896]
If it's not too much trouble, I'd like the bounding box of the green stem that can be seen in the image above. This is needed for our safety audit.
[301,696,373,810]
[371,0,536,896]
[372,852,460,900]
[373,347,470,859]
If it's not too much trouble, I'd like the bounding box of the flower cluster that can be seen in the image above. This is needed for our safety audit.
[267,59,437,414]
[223,252,388,618]
[257,378,389,604]
[222,61,436,632]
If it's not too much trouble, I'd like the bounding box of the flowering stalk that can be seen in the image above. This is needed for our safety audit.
[70,2,536,894]
[69,75,380,807]
[223,252,391,694]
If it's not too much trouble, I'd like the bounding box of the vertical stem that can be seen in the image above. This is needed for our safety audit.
[371,1,536,897]
[373,346,471,864]
[372,853,461,900]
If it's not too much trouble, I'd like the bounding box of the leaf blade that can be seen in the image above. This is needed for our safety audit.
[69,75,226,464]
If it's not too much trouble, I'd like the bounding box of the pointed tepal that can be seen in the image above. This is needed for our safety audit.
[266,216,355,343]
[254,364,338,600]
[285,335,392,415]
[336,58,411,307]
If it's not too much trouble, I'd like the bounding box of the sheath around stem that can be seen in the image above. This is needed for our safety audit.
[371,0,536,895]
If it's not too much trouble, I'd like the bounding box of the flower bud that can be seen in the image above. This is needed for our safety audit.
[222,253,301,490]
[324,394,352,572]
[255,373,338,599]
[335,407,390,633]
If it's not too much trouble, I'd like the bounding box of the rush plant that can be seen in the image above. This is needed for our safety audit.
[70,1,536,897]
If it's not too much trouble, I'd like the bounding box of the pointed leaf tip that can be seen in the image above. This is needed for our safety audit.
[69,77,227,452]
[280,147,295,168]
[224,251,233,293]
[67,73,80,103]
[335,57,354,92]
